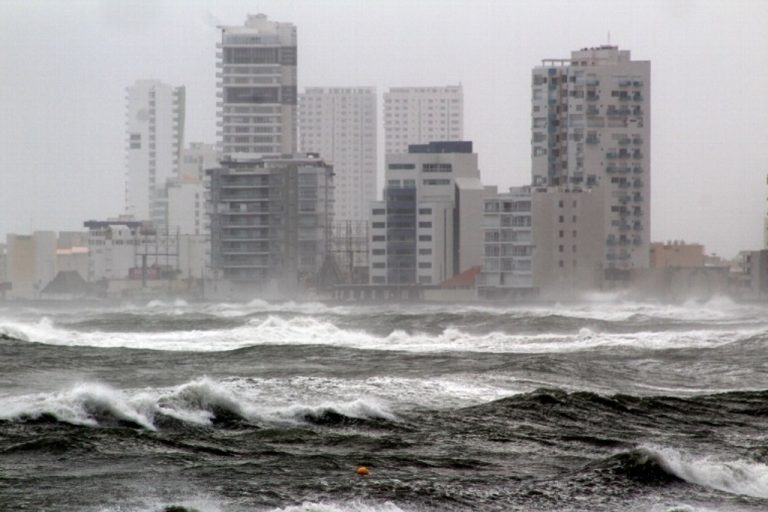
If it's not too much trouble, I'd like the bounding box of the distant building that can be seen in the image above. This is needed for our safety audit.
[84,218,207,296]
[179,143,220,181]
[384,86,463,156]
[217,14,297,157]
[4,232,57,300]
[207,154,334,295]
[531,46,650,294]
[125,80,185,226]
[532,188,606,295]
[369,141,482,285]
[478,186,536,298]
[163,142,221,237]
[650,241,705,268]
[737,250,768,299]
[299,87,377,224]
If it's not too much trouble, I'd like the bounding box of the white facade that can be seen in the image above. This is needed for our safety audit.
[180,142,220,181]
[217,14,297,157]
[167,178,205,236]
[125,80,185,225]
[369,142,481,285]
[85,220,207,284]
[478,186,535,297]
[383,86,463,155]
[531,46,650,286]
[299,87,377,223]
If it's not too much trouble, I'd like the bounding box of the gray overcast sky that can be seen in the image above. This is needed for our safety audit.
[1,0,767,258]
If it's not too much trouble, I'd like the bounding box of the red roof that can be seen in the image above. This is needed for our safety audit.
[440,266,482,288]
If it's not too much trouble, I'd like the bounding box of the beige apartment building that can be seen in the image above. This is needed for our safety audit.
[531,46,651,296]
[650,241,705,268]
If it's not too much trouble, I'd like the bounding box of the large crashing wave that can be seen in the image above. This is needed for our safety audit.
[0,377,398,431]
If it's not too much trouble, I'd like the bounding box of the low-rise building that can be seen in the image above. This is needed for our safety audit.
[650,241,705,268]
[4,232,57,300]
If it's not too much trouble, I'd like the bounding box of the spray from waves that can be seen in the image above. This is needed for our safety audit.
[636,445,768,499]
[2,313,760,355]
[0,377,401,430]
[0,382,157,429]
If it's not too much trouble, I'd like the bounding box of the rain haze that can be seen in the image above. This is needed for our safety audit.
[1,0,767,258]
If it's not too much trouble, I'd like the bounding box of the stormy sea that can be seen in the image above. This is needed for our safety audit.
[2,296,768,512]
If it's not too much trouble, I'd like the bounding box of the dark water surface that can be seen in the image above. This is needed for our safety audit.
[2,297,768,511]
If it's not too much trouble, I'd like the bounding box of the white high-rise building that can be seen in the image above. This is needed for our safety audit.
[125,80,185,224]
[383,86,463,155]
[299,87,377,223]
[217,14,297,157]
[530,46,650,293]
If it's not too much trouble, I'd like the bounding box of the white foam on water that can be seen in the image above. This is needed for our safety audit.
[644,445,768,499]
[269,501,411,512]
[1,313,760,355]
[0,382,156,430]
[0,374,515,429]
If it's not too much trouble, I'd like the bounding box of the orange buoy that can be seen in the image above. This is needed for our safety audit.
[356,466,370,476]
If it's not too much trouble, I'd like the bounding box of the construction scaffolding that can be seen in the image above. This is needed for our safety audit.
[327,220,369,284]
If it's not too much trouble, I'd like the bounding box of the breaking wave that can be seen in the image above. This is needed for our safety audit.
[0,378,398,430]
[0,314,760,354]
[598,446,768,499]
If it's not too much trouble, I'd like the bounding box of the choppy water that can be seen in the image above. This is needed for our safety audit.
[2,295,768,511]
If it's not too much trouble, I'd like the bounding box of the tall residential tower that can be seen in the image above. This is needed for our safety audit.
[216,14,297,157]
[299,87,377,223]
[383,86,463,155]
[530,46,650,293]
[125,80,185,224]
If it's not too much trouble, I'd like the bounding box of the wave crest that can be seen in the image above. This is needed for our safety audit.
[0,378,397,431]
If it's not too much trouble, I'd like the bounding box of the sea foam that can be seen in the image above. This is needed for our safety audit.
[644,445,768,499]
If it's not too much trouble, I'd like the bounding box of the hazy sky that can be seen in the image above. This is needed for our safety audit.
[1,0,767,258]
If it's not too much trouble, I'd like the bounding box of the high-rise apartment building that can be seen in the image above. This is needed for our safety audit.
[530,46,650,293]
[207,154,334,293]
[217,14,297,157]
[383,86,463,155]
[125,80,185,224]
[299,87,377,224]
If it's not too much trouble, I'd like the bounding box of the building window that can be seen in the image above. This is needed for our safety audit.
[372,249,385,255]
[372,222,385,228]
[418,235,432,242]
[418,222,432,228]
[418,208,432,215]
[388,163,415,170]
[372,209,385,215]
[559,216,564,223]
[418,262,432,269]
[372,235,385,242]
[419,248,432,255]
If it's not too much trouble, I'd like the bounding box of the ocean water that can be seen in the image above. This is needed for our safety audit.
[2,296,768,511]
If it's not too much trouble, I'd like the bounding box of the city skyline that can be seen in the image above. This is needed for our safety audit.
[1,0,767,258]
